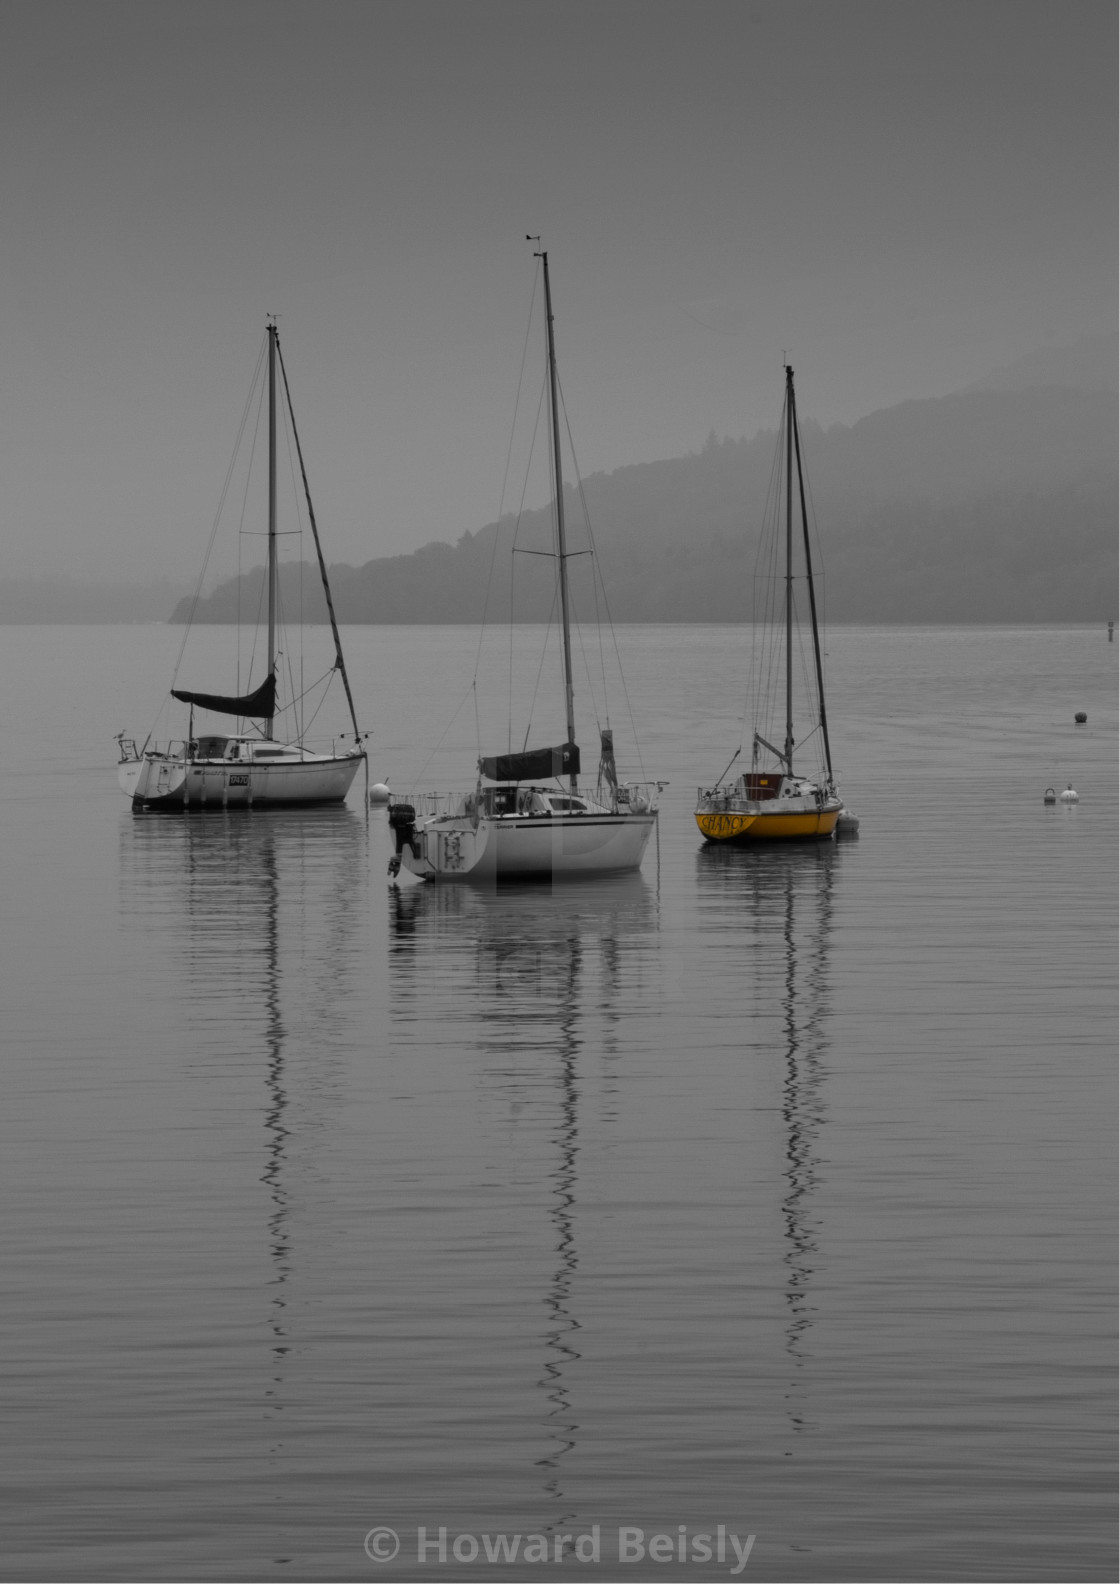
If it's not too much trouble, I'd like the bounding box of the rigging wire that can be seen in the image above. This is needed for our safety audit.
[169,334,268,698]
[414,282,554,779]
[555,369,650,782]
[744,380,789,766]
[408,677,479,792]
[278,397,308,741]
[472,263,541,692]
[504,372,552,750]
[239,370,270,708]
[286,665,338,739]
[505,370,558,752]
[793,417,832,771]
[276,330,363,747]
[558,380,607,730]
[520,583,561,753]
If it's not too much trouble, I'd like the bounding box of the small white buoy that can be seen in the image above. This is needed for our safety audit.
[1059,784,1079,803]
[369,782,391,805]
[1043,786,1056,804]
[836,806,860,836]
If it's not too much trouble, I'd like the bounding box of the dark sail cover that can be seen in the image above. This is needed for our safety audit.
[479,742,580,782]
[171,673,276,719]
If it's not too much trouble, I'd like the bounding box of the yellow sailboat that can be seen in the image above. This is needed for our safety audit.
[695,364,853,845]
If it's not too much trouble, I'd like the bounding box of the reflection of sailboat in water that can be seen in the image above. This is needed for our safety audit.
[532,924,582,1528]
[697,841,837,1436]
[119,809,367,1497]
[388,877,653,1530]
[258,830,292,1436]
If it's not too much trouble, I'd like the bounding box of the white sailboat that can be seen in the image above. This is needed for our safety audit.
[695,363,849,843]
[118,323,366,811]
[388,247,658,882]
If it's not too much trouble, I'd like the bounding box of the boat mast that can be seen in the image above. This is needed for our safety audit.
[790,374,833,785]
[784,364,794,774]
[536,248,578,792]
[266,320,278,730]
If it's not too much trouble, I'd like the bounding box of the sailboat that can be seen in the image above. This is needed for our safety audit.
[695,364,847,844]
[117,322,366,810]
[388,247,658,882]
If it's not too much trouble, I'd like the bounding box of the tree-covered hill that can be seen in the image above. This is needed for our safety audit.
[173,383,1118,625]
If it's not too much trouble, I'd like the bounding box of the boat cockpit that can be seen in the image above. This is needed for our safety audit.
[189,736,304,763]
[460,785,603,818]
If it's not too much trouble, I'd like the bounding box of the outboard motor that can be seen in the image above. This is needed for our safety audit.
[387,802,420,877]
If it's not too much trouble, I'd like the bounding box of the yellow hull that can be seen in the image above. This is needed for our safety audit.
[695,807,840,842]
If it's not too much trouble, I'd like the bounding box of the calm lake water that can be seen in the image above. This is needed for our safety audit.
[1,624,1116,1582]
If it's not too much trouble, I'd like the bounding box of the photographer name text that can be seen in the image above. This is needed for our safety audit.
[364,1524,756,1573]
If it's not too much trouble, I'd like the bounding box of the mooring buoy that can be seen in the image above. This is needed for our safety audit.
[1074,711,1087,724]
[1059,784,1079,803]
[369,782,391,805]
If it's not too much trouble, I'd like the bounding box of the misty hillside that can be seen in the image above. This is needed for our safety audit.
[176,382,1118,625]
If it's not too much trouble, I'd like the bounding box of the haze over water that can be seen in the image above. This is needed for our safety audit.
[2,623,1116,1581]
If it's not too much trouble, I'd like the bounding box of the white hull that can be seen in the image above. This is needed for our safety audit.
[120,751,363,809]
[398,809,656,882]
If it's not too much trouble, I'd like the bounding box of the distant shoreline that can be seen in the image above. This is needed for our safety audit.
[2,617,1111,629]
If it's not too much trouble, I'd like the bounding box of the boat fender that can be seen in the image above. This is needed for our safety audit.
[626,784,650,813]
[388,801,421,856]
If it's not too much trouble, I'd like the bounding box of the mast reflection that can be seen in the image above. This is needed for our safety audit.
[528,915,582,1532]
[119,809,367,1476]
[696,840,839,1437]
[388,876,651,1532]
[259,830,290,1426]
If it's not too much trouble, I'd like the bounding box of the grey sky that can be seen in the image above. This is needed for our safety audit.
[2,0,1115,584]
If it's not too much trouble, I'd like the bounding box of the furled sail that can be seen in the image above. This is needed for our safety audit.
[171,673,276,719]
[478,742,580,782]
